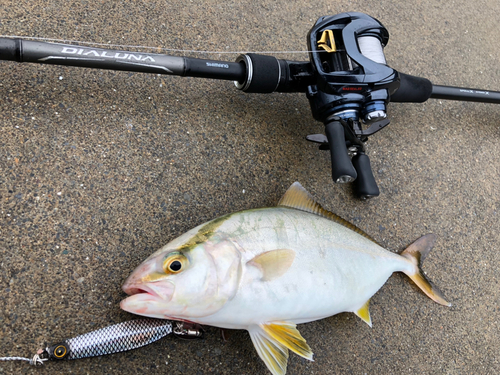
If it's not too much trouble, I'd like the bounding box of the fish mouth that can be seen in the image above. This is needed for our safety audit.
[120,282,174,318]
[122,280,175,302]
[123,284,158,298]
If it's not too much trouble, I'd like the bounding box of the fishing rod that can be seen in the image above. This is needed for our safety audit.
[1,12,499,199]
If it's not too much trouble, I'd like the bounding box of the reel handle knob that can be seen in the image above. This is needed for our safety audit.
[324,120,357,183]
[352,153,379,199]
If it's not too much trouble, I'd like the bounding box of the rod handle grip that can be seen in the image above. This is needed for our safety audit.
[390,72,432,103]
[0,38,21,61]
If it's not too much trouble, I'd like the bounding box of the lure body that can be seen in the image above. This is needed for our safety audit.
[41,319,201,361]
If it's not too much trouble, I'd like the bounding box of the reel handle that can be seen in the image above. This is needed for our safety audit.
[352,153,379,199]
[324,120,357,183]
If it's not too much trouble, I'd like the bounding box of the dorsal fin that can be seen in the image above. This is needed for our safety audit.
[278,182,378,244]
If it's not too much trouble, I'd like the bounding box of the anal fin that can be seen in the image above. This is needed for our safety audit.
[354,299,372,327]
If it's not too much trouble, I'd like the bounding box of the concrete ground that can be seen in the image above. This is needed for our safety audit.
[1,0,499,374]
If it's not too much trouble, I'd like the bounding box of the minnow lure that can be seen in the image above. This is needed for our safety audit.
[0,319,202,366]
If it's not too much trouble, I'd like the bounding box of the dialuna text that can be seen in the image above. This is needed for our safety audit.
[61,47,156,62]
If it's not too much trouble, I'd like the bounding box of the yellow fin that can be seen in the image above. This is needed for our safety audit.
[248,322,313,375]
[401,234,451,307]
[261,322,314,361]
[249,325,289,375]
[354,299,372,327]
[247,249,295,281]
[278,182,378,244]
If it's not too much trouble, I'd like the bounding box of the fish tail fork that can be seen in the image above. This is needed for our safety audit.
[400,234,451,307]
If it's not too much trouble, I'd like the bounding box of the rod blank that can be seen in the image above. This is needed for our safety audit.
[0,37,245,81]
[431,85,500,104]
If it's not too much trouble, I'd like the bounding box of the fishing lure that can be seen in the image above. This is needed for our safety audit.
[0,319,202,366]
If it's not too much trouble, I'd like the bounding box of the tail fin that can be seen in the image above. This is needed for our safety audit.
[401,234,451,306]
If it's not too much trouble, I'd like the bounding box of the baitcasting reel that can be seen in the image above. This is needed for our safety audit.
[1,12,499,198]
[305,13,400,198]
[234,13,438,199]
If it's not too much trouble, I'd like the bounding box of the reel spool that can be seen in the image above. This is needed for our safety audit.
[358,36,387,65]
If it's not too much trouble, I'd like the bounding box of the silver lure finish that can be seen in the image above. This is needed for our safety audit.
[42,319,202,361]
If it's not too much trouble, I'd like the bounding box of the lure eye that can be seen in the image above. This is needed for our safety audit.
[163,253,187,274]
[53,344,67,359]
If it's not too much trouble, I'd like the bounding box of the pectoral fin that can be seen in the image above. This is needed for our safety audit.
[247,249,295,281]
[248,322,313,375]
[354,299,372,327]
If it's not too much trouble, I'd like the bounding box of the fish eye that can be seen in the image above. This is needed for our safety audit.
[163,253,187,274]
[169,260,182,272]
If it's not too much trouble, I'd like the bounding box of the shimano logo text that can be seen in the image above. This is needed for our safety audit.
[206,62,229,69]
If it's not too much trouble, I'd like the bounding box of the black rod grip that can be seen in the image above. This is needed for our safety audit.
[390,72,433,103]
[0,38,21,61]
[324,120,357,183]
[352,153,379,199]
[235,53,281,93]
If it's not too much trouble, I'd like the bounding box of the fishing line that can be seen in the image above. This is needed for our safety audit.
[0,355,46,366]
[0,35,314,55]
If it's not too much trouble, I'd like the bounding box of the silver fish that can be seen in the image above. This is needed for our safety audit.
[121,182,450,375]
